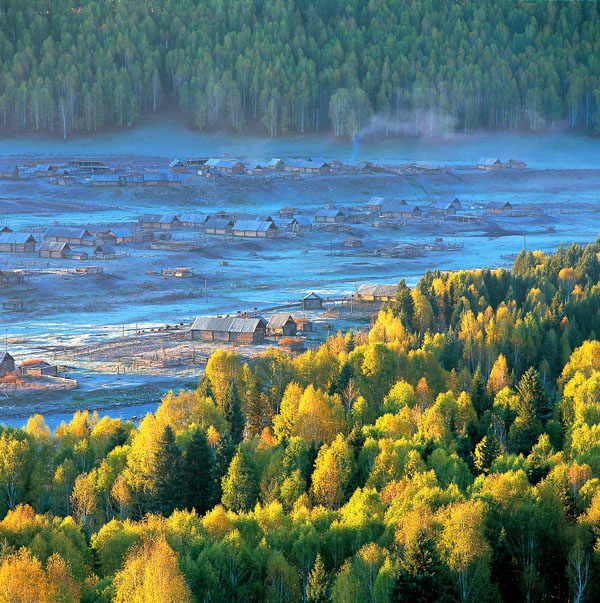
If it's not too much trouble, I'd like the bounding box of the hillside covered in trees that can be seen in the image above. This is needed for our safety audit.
[1,241,600,600]
[2,0,600,138]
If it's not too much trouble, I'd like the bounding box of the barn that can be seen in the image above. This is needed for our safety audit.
[0,232,37,253]
[357,283,397,301]
[486,201,513,214]
[39,240,71,259]
[301,292,324,310]
[90,174,121,187]
[232,220,278,238]
[44,227,94,246]
[267,314,297,336]
[191,316,267,343]
[204,219,233,235]
[94,243,116,260]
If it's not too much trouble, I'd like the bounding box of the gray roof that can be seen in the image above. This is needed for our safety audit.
[302,292,323,300]
[315,209,345,218]
[289,216,312,226]
[106,227,134,238]
[0,352,14,364]
[139,214,180,224]
[143,173,182,182]
[205,158,245,169]
[380,199,408,212]
[358,283,397,298]
[233,220,277,232]
[169,159,184,167]
[191,316,266,333]
[0,232,36,244]
[204,218,233,229]
[367,196,385,206]
[35,164,54,171]
[487,200,513,209]
[477,157,502,165]
[269,158,284,166]
[39,240,70,252]
[90,174,120,182]
[44,226,92,240]
[94,243,115,254]
[267,313,295,329]
[234,213,273,222]
[178,213,207,224]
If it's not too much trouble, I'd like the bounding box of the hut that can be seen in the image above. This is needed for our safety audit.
[44,227,94,246]
[395,204,422,218]
[0,226,12,233]
[245,163,265,175]
[39,240,71,259]
[367,197,387,211]
[379,199,409,217]
[0,166,19,179]
[288,216,312,233]
[0,232,36,253]
[90,174,121,187]
[205,159,246,174]
[21,361,58,377]
[477,158,503,171]
[153,215,181,230]
[315,209,346,223]
[232,220,278,238]
[0,352,15,376]
[179,214,207,229]
[285,159,330,173]
[279,207,295,219]
[190,316,267,343]
[65,250,89,261]
[94,243,116,260]
[486,201,513,214]
[204,219,233,236]
[169,159,186,174]
[102,227,134,244]
[267,314,297,336]
[508,159,527,169]
[355,161,374,174]
[2,299,23,312]
[295,318,313,332]
[269,158,285,171]
[301,292,323,310]
[0,270,25,287]
[357,283,397,302]
[429,195,461,215]
[342,237,363,248]
[143,173,169,186]
[185,158,208,169]
[34,164,57,177]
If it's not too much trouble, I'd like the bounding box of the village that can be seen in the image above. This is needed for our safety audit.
[1,148,598,412]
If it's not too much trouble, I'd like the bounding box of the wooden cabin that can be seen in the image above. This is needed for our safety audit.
[477,158,503,171]
[245,163,265,175]
[429,195,461,215]
[65,250,89,261]
[21,361,57,377]
[232,220,278,238]
[2,299,23,311]
[204,219,233,236]
[342,237,363,248]
[44,227,94,246]
[278,337,305,355]
[486,201,513,214]
[0,165,19,179]
[269,158,285,171]
[90,174,121,187]
[357,283,397,302]
[39,240,71,259]
[288,217,312,233]
[267,314,297,336]
[34,164,57,177]
[104,227,134,244]
[169,159,186,174]
[0,232,36,253]
[301,292,324,310]
[315,209,346,223]
[205,159,246,174]
[0,352,15,376]
[191,316,267,343]
[279,207,295,219]
[178,214,207,229]
[0,226,12,234]
[94,243,116,260]
[0,270,25,287]
[295,318,313,332]
[367,197,386,211]
[379,199,409,217]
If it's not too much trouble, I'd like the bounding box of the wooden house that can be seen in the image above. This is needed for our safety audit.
[232,220,278,238]
[279,207,295,219]
[169,159,186,174]
[65,250,89,261]
[278,337,305,355]
[205,159,246,174]
[44,227,94,246]
[367,197,386,211]
[34,164,57,177]
[139,214,181,230]
[301,292,323,310]
[0,270,25,287]
[355,161,373,174]
[179,214,207,229]
[267,314,297,336]
[342,237,363,248]
[315,209,346,223]
[429,195,461,215]
[508,159,527,169]
[269,158,285,171]
[0,165,19,179]
[94,243,116,260]
[204,219,233,236]
[21,361,57,377]
[245,163,265,175]
[191,316,267,343]
[357,283,397,302]
[185,158,208,169]
[0,226,12,233]
[393,204,422,218]
[295,318,313,332]
[103,227,134,244]
[0,232,36,253]
[477,158,503,171]
[39,240,71,259]
[379,199,409,217]
[288,217,312,233]
[90,174,121,187]
[2,299,23,311]
[0,352,15,376]
[486,201,513,214]
[285,159,330,173]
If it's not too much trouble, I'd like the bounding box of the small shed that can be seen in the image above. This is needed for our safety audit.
[342,237,363,248]
[267,314,297,336]
[2,299,23,312]
[65,250,89,261]
[278,337,305,355]
[0,352,15,375]
[477,158,503,171]
[39,240,71,259]
[169,159,186,174]
[486,201,513,214]
[0,232,37,253]
[295,318,313,332]
[357,283,397,301]
[301,292,323,310]
[21,361,57,377]
[191,316,267,343]
[315,209,346,223]
[94,243,116,260]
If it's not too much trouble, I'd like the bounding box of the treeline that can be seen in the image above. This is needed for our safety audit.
[1,241,600,600]
[2,1,600,138]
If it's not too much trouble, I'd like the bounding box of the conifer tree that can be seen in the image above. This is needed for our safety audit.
[153,425,183,516]
[221,451,257,512]
[473,434,503,474]
[223,381,244,444]
[182,427,214,514]
[211,433,235,505]
[306,554,329,603]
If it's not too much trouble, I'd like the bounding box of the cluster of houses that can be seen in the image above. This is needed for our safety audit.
[476,158,527,171]
[89,172,183,187]
[176,156,335,176]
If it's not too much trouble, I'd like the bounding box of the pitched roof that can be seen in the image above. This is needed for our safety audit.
[39,240,70,253]
[191,316,266,333]
[106,227,134,238]
[0,352,14,364]
[233,220,277,232]
[94,243,115,254]
[379,199,409,213]
[0,232,37,244]
[35,164,54,171]
[44,226,92,239]
[178,213,207,224]
[477,157,502,165]
[487,200,513,209]
[358,283,397,298]
[315,208,345,218]
[204,218,233,229]
[302,292,323,301]
[267,313,295,329]
[90,174,120,182]
[169,159,184,167]
[269,158,284,166]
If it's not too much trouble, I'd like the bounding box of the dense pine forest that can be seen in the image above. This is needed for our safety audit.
[2,0,600,138]
[1,241,600,600]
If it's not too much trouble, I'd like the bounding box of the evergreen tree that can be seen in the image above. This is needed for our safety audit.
[392,528,453,603]
[221,451,258,512]
[473,434,503,474]
[517,367,552,425]
[182,427,214,514]
[153,425,183,516]
[223,381,244,444]
[306,554,329,603]
[197,374,214,400]
[471,365,490,417]
[211,433,235,505]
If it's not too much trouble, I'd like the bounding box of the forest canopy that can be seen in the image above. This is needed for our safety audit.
[2,0,600,137]
[1,241,600,600]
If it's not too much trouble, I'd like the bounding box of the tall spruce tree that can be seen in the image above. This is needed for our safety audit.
[223,381,244,444]
[154,425,183,516]
[306,554,329,603]
[182,427,214,514]
[211,433,235,505]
